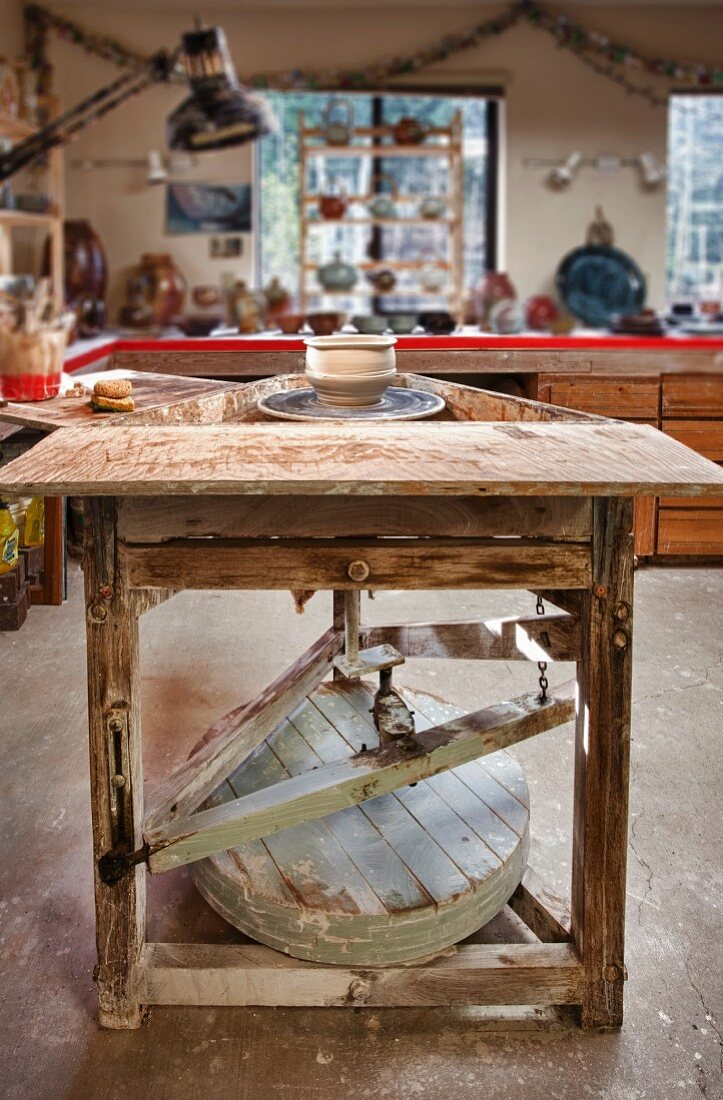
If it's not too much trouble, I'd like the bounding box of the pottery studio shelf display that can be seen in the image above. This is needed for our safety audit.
[299,110,464,320]
[0,72,64,311]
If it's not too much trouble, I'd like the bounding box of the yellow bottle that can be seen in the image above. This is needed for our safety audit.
[0,501,20,574]
[23,496,45,547]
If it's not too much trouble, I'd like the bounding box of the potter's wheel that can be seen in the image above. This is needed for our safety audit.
[258,387,445,422]
[191,681,530,966]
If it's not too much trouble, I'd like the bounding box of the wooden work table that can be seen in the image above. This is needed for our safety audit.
[0,371,250,604]
[1,374,722,1031]
[62,332,723,560]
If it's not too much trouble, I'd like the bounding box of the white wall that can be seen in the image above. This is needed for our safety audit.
[5,3,723,314]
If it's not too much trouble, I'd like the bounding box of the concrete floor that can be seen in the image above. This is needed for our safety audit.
[0,562,721,1100]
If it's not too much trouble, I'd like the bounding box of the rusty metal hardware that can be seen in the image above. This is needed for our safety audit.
[98,843,148,885]
[535,594,549,703]
[347,559,370,582]
[372,667,416,745]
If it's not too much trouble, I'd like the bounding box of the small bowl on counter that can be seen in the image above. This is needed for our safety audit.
[306,311,342,336]
[417,310,457,335]
[304,333,397,407]
[276,312,305,334]
[351,314,388,335]
[386,313,419,334]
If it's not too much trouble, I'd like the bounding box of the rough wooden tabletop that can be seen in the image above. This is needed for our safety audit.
[0,370,247,432]
[1,419,722,498]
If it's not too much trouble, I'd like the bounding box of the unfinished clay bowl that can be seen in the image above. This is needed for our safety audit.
[304,334,397,407]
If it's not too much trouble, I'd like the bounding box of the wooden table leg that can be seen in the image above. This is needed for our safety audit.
[83,497,145,1028]
[571,496,634,1028]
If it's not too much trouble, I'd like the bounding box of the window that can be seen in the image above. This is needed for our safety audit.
[257,91,498,307]
[667,95,723,303]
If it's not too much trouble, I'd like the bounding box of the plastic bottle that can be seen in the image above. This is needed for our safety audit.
[23,496,44,547]
[0,500,20,574]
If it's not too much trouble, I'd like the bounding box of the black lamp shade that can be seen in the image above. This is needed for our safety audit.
[167,25,276,151]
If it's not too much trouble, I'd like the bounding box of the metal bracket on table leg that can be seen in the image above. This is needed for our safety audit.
[98,706,149,885]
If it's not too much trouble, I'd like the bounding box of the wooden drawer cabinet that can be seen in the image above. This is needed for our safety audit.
[662,376,723,418]
[659,383,723,555]
[537,375,659,556]
[537,372,723,558]
[538,376,660,419]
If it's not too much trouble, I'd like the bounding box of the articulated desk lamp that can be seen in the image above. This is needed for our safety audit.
[0,18,277,180]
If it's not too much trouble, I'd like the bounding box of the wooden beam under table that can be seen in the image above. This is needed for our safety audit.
[360,612,579,663]
[144,682,576,873]
[509,867,572,944]
[127,538,592,592]
[571,497,634,1029]
[140,941,585,1008]
[117,494,594,543]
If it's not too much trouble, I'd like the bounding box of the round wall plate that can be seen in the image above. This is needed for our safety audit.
[556,245,646,327]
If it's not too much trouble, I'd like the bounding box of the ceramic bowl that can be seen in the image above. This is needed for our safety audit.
[387,313,418,334]
[304,334,397,407]
[306,311,341,336]
[277,312,305,334]
[352,314,388,335]
[417,310,457,335]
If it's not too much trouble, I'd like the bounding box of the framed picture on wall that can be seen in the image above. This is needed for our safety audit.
[210,236,243,259]
[166,182,252,234]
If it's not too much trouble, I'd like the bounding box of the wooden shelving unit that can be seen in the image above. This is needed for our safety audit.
[0,87,64,310]
[299,113,464,318]
[0,69,65,607]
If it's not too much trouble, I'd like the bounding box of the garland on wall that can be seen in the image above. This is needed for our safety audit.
[23,0,723,109]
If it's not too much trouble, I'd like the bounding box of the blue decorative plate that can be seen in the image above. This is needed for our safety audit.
[556,246,646,328]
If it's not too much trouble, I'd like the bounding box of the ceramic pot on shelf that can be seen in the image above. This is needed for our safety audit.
[475,271,517,330]
[317,251,358,292]
[418,196,446,220]
[392,117,430,145]
[229,280,266,333]
[323,98,355,146]
[419,262,446,293]
[490,298,524,335]
[137,253,186,326]
[318,180,349,221]
[54,220,107,307]
[366,173,398,220]
[366,267,397,294]
[263,275,292,320]
[525,294,560,332]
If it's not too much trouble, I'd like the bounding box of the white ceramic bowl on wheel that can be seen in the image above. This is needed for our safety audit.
[304,334,397,407]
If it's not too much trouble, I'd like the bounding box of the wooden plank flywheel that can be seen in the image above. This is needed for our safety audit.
[191,680,530,966]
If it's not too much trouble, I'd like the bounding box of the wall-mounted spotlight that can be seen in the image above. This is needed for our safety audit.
[548,151,583,189]
[638,152,666,189]
[147,150,167,185]
[525,151,666,191]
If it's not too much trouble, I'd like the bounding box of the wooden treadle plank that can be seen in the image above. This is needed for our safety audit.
[228,734,386,917]
[144,627,343,831]
[139,941,585,1007]
[145,682,576,873]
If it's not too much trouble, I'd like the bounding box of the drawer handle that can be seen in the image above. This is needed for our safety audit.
[347,559,370,582]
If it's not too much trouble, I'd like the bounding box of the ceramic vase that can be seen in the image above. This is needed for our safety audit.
[475,271,517,330]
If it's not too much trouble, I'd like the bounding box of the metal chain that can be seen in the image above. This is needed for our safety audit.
[535,594,549,702]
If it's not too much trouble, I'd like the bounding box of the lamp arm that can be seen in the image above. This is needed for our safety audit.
[0,50,179,182]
